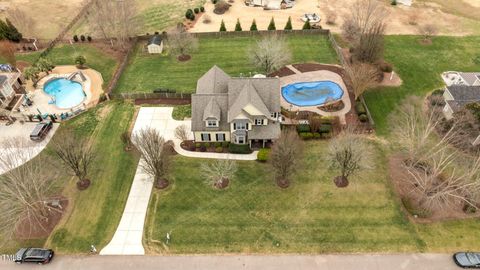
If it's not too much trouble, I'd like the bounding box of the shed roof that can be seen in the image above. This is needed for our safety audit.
[148,35,163,46]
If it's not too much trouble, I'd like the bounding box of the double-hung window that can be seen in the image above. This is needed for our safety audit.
[206,120,218,127]
[255,119,264,125]
[235,122,247,130]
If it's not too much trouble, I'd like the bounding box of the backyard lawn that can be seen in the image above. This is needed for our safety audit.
[364,35,480,135]
[115,34,339,93]
[16,44,119,88]
[45,101,139,253]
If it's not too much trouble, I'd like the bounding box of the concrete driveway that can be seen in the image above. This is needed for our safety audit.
[0,254,460,270]
[0,121,59,175]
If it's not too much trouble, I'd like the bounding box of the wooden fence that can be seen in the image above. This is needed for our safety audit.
[110,92,192,100]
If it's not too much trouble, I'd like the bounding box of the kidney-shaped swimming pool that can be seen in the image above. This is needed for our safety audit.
[44,78,86,109]
[281,81,344,107]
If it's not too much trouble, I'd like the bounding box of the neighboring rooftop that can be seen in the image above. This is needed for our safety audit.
[446,85,480,101]
[459,72,480,85]
[0,75,7,85]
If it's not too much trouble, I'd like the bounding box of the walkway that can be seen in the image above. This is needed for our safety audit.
[101,107,257,255]
[280,70,352,125]
[0,254,459,270]
[0,121,59,175]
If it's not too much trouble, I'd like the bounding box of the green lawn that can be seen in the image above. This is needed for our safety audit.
[364,36,480,135]
[16,44,119,88]
[45,101,139,253]
[115,34,339,93]
[145,141,426,253]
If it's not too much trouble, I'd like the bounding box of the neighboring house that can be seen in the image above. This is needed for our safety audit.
[191,66,281,148]
[0,68,25,112]
[442,71,480,86]
[147,35,163,54]
[442,85,480,120]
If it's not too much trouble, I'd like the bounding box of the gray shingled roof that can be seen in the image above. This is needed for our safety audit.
[459,72,480,86]
[446,100,473,113]
[248,122,281,140]
[203,98,221,121]
[447,85,480,101]
[227,80,271,122]
[228,78,280,113]
[148,35,163,46]
[196,65,230,94]
[192,94,229,132]
[0,75,7,85]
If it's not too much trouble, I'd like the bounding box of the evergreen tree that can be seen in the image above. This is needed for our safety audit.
[5,19,22,42]
[235,19,242,31]
[284,16,293,30]
[302,19,312,30]
[0,19,9,40]
[219,20,227,32]
[267,17,276,31]
[250,19,258,31]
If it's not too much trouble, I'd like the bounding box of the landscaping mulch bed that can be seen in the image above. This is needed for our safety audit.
[134,98,191,106]
[15,197,68,239]
[388,154,480,223]
[268,66,296,77]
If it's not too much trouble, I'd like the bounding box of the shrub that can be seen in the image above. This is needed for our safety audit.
[87,36,92,42]
[214,0,230,15]
[74,55,87,68]
[195,142,201,149]
[189,143,196,151]
[80,35,86,42]
[229,144,252,154]
[73,35,79,42]
[299,132,314,140]
[377,60,393,73]
[250,19,258,31]
[235,18,242,31]
[466,102,480,122]
[296,124,311,133]
[391,0,397,5]
[211,0,218,3]
[222,141,230,148]
[257,148,270,162]
[194,8,200,14]
[185,9,195,20]
[200,6,205,12]
[302,20,311,30]
[219,19,227,32]
[214,142,222,148]
[267,17,276,31]
[319,125,332,133]
[204,142,211,148]
[401,197,431,218]
[313,132,321,139]
[431,89,444,96]
[473,56,480,65]
[200,144,207,152]
[284,16,293,30]
[358,114,369,123]
[215,146,223,153]
[355,102,367,115]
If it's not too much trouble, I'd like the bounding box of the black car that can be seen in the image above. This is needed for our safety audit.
[30,121,53,141]
[454,252,480,268]
[14,248,54,264]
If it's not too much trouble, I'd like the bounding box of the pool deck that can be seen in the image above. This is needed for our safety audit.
[280,68,352,125]
[20,65,104,117]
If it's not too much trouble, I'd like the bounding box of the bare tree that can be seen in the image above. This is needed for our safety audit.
[308,114,322,133]
[418,24,438,43]
[7,8,35,37]
[51,131,95,190]
[88,0,141,50]
[132,128,171,189]
[201,159,237,189]
[167,29,199,61]
[345,63,379,100]
[0,138,57,242]
[342,0,388,63]
[327,130,373,187]
[0,41,16,67]
[249,34,292,74]
[270,129,303,188]
[174,124,190,141]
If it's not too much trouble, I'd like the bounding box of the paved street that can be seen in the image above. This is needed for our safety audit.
[0,254,459,270]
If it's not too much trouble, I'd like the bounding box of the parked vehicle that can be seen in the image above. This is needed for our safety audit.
[301,13,321,23]
[30,121,53,141]
[453,252,480,268]
[14,248,54,264]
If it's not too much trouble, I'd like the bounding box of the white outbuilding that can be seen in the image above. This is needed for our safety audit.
[147,35,163,54]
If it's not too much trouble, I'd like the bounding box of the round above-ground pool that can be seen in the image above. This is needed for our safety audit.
[281,81,344,107]
[44,78,86,109]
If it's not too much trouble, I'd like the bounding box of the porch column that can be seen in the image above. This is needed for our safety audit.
[262,139,265,148]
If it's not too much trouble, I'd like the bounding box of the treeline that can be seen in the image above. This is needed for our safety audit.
[0,19,22,42]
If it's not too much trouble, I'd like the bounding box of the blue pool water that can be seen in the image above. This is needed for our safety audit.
[44,78,86,109]
[281,81,344,107]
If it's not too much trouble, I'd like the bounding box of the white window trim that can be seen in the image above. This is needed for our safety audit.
[206,120,219,127]
[255,119,263,125]
[235,122,247,130]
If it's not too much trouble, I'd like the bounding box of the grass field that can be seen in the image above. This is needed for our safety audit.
[363,35,480,135]
[115,34,339,93]
[145,140,480,253]
[15,44,119,88]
